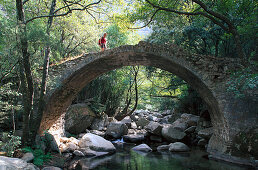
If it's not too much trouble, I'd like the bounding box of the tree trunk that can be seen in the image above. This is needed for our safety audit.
[16,0,34,145]
[128,66,139,115]
[32,0,57,139]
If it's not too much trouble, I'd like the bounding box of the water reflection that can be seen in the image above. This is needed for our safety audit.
[71,144,251,170]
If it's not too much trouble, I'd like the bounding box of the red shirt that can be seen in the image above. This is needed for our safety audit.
[100,37,106,44]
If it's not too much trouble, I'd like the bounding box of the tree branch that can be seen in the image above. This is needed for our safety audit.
[25,0,102,24]
[129,9,160,29]
[145,0,229,32]
[191,0,233,29]
[0,61,19,85]
[22,0,29,5]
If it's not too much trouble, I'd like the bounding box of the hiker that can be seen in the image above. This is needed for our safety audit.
[99,33,107,51]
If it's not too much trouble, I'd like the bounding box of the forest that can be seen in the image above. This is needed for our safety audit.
[0,0,257,168]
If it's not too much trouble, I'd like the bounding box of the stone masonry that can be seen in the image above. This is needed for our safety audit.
[40,41,257,166]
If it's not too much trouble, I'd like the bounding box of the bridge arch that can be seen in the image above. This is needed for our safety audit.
[41,42,257,165]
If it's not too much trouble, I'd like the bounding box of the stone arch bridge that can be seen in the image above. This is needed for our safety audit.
[41,41,257,165]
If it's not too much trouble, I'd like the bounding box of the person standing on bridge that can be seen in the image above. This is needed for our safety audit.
[99,33,107,52]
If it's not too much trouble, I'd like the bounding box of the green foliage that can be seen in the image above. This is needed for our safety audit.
[0,82,22,130]
[0,132,21,157]
[129,0,257,59]
[22,147,52,166]
[227,67,258,98]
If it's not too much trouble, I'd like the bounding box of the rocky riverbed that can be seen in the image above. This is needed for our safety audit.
[1,106,255,169]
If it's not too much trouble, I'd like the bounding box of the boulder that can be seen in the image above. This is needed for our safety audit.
[130,114,139,122]
[21,152,34,162]
[132,144,152,152]
[44,132,60,153]
[123,134,145,143]
[150,135,162,142]
[0,156,39,170]
[184,126,196,134]
[169,142,190,152]
[136,117,149,128]
[73,150,85,157]
[157,145,170,151]
[90,130,105,137]
[152,112,163,118]
[120,116,132,128]
[131,122,137,129]
[147,115,158,122]
[197,138,207,147]
[181,113,200,127]
[79,147,109,157]
[171,118,188,131]
[105,122,128,139]
[160,113,181,124]
[162,125,186,142]
[78,133,116,153]
[145,122,163,136]
[90,114,109,131]
[198,127,213,140]
[65,104,96,134]
[161,110,173,116]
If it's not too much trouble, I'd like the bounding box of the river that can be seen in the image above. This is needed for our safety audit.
[71,143,251,170]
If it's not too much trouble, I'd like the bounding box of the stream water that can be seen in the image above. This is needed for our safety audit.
[71,144,252,170]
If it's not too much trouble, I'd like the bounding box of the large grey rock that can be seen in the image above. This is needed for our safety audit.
[44,132,60,153]
[65,104,96,134]
[90,130,105,137]
[78,133,116,153]
[73,150,85,157]
[21,152,34,162]
[90,114,109,131]
[197,138,207,147]
[105,122,128,138]
[131,122,137,129]
[198,127,213,140]
[123,134,145,143]
[160,113,181,124]
[152,112,163,118]
[0,156,39,170]
[79,147,109,157]
[147,115,158,122]
[181,113,200,127]
[132,144,152,152]
[162,125,186,142]
[184,126,196,134]
[120,116,132,128]
[169,142,190,152]
[157,145,170,151]
[145,122,163,136]
[150,135,162,142]
[136,117,149,128]
[171,118,188,131]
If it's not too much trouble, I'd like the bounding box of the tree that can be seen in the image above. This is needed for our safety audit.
[14,0,103,145]
[131,0,253,60]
